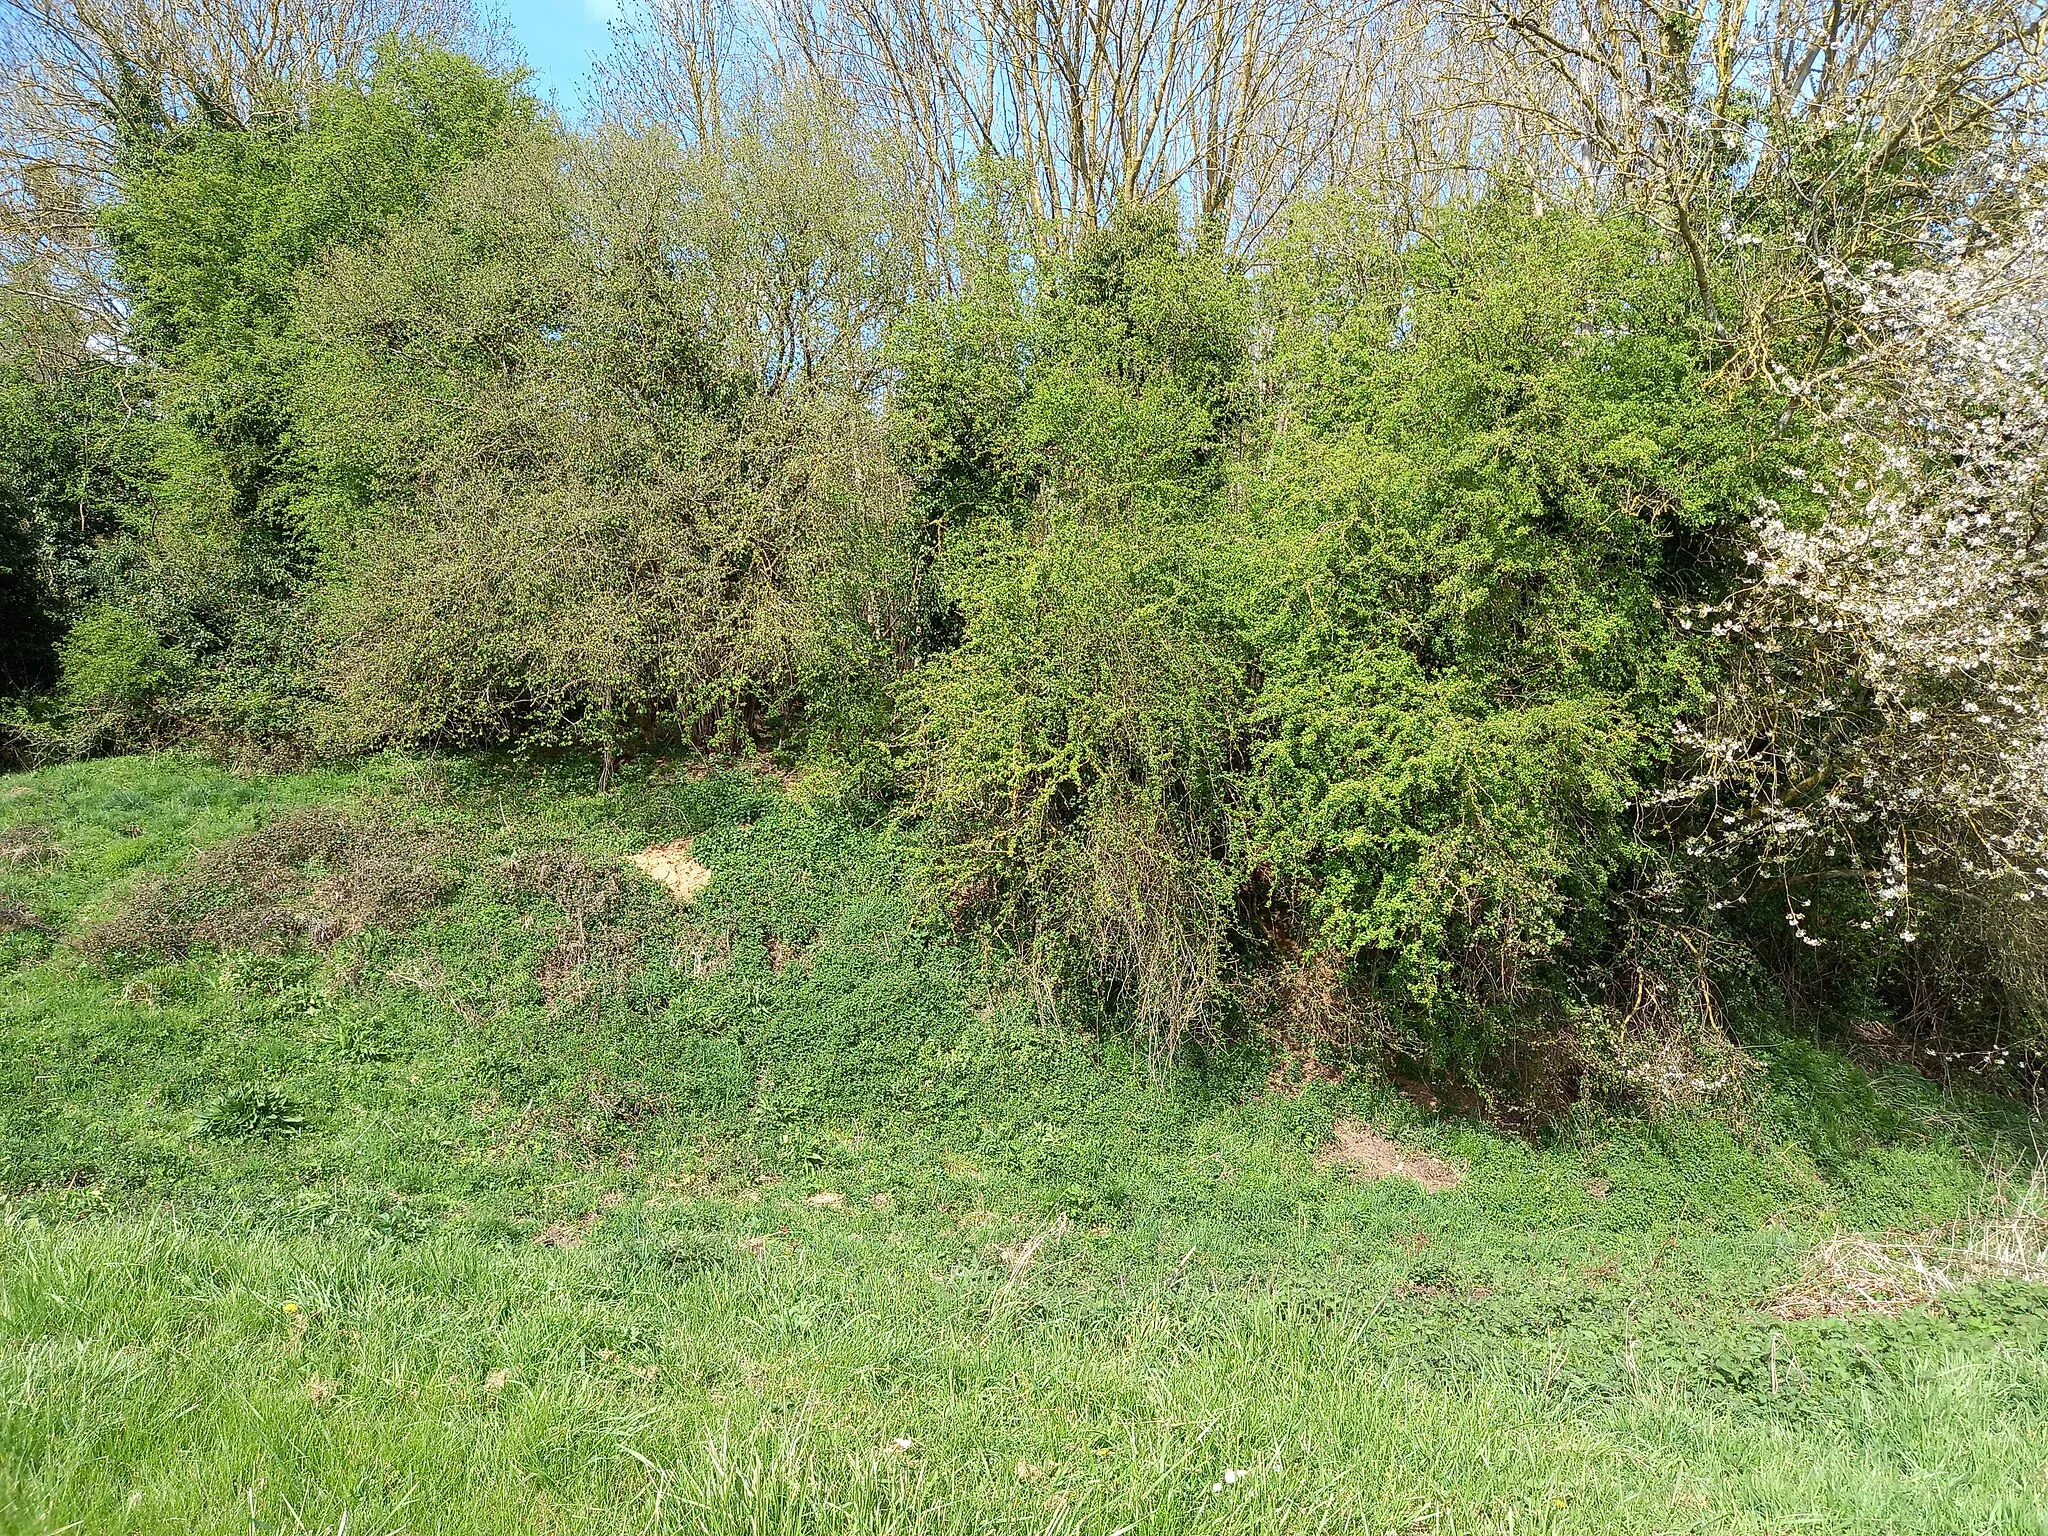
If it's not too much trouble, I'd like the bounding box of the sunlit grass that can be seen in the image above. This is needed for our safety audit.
[1,753,2043,1533]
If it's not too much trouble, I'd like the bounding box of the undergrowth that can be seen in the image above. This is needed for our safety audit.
[0,752,2043,1534]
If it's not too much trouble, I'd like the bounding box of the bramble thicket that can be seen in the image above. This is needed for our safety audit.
[5,0,2048,1108]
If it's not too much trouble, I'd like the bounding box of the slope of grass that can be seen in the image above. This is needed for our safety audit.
[1,753,2044,1534]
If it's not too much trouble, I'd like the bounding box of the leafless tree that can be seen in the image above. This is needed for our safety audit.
[0,0,483,342]
[596,0,1501,249]
[1449,0,2048,361]
[592,0,777,142]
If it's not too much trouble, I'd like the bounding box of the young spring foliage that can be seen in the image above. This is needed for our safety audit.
[4,22,2038,1088]
[903,194,1799,1073]
[53,44,544,747]
[301,95,929,761]
[1246,199,1797,1067]
[900,204,1254,1050]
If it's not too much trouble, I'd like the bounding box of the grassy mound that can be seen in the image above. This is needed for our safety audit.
[1,754,2043,1533]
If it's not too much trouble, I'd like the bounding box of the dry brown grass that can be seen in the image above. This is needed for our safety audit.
[0,822,57,868]
[499,847,643,1010]
[1315,1120,1465,1193]
[996,1215,1070,1283]
[75,807,454,960]
[1771,1167,2048,1319]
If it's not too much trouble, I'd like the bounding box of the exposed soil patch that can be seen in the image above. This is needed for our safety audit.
[535,1215,599,1250]
[1316,1119,1465,1193]
[629,838,712,905]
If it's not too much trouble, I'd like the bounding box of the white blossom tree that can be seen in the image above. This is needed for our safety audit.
[1681,170,2048,1051]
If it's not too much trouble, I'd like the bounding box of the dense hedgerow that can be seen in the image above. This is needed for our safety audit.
[2,33,2042,1098]
[899,195,1803,1084]
[1241,199,1805,1076]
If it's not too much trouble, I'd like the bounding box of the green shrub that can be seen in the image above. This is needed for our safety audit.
[46,45,547,752]
[300,99,928,762]
[1242,197,1797,1072]
[898,205,1254,1051]
[908,513,1246,1050]
[53,604,188,751]
[897,195,1802,1085]
[0,360,144,709]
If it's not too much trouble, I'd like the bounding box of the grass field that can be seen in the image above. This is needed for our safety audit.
[2,753,2045,1534]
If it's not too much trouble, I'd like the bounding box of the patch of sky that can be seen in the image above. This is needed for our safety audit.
[495,0,618,118]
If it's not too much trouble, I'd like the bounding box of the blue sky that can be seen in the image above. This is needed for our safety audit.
[497,0,617,116]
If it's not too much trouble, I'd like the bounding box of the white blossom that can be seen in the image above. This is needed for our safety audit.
[1675,192,2048,1038]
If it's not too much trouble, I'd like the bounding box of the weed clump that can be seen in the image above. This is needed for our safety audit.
[0,822,57,867]
[77,806,454,960]
[200,1086,307,1139]
[0,898,50,936]
[497,846,649,1009]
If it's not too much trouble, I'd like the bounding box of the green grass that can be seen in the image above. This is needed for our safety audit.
[1,753,2045,1533]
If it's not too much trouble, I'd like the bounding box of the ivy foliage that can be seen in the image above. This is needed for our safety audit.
[50,44,545,749]
[0,361,145,708]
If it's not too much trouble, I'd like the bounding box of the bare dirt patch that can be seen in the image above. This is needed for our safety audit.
[629,838,712,905]
[535,1211,601,1249]
[1316,1119,1465,1193]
